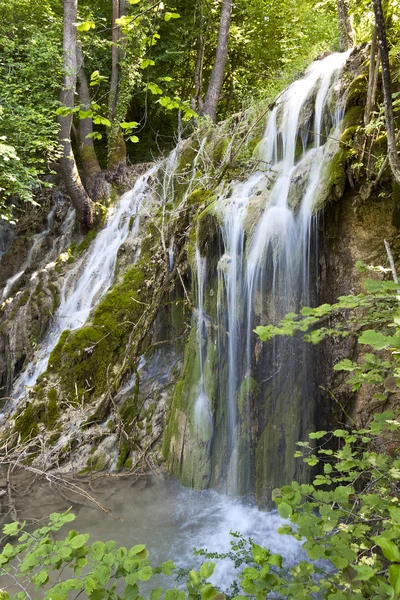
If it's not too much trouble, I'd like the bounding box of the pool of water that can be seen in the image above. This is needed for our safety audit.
[1,473,301,593]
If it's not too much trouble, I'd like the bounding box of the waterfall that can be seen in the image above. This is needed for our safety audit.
[11,167,157,400]
[190,51,351,498]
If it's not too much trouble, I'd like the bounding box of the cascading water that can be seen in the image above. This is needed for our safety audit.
[11,168,157,400]
[186,51,351,500]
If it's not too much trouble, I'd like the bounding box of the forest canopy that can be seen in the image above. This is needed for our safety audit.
[0,0,399,221]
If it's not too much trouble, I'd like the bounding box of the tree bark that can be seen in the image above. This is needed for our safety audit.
[107,0,127,171]
[201,0,232,122]
[192,0,205,113]
[58,0,95,228]
[76,45,101,177]
[372,0,400,184]
[338,0,353,51]
[364,27,378,126]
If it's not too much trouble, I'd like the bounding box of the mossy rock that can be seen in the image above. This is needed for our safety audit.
[47,258,149,401]
[345,74,368,108]
[14,403,40,441]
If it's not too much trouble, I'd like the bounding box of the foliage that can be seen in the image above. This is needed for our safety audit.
[0,511,224,600]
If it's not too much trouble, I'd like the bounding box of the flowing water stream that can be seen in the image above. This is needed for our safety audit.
[11,168,157,400]
[193,50,350,497]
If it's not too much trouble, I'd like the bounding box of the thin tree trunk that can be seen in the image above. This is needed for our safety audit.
[372,0,400,184]
[192,0,205,113]
[338,0,353,51]
[364,27,378,126]
[201,0,232,122]
[58,0,95,228]
[108,0,127,171]
[76,45,101,176]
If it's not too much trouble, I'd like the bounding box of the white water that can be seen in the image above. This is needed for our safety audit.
[194,249,213,435]
[206,51,351,494]
[12,168,157,400]
[1,204,75,300]
[8,474,302,592]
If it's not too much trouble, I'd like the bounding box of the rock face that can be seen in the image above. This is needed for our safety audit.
[1,46,399,505]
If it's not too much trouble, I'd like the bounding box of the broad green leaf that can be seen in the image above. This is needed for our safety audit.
[141,59,155,69]
[277,502,293,519]
[372,536,400,562]
[389,564,400,595]
[165,12,180,21]
[353,564,375,581]
[150,589,162,600]
[199,561,215,579]
[3,522,19,536]
[69,534,87,549]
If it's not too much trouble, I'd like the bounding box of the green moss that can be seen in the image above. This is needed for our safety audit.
[47,258,149,401]
[186,188,213,208]
[341,105,364,131]
[76,229,98,256]
[340,126,359,146]
[345,74,368,107]
[106,419,115,432]
[237,377,259,420]
[46,389,60,428]
[14,404,39,441]
[212,137,229,165]
[48,330,70,370]
[124,457,133,469]
[116,442,130,471]
[88,451,106,472]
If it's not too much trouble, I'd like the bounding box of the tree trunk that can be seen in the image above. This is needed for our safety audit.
[59,0,95,228]
[372,0,400,184]
[76,45,102,191]
[192,0,205,113]
[364,27,378,126]
[338,0,353,51]
[107,0,127,171]
[201,0,232,122]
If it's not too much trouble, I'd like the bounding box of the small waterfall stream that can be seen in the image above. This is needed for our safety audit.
[12,168,157,399]
[192,51,350,497]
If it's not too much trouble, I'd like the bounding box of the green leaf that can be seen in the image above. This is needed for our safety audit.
[358,330,394,350]
[141,59,155,69]
[165,12,180,21]
[137,566,152,581]
[268,554,282,567]
[277,502,293,519]
[189,570,201,587]
[124,584,139,600]
[333,429,348,437]
[93,116,111,127]
[389,564,400,595]
[74,20,95,31]
[69,534,87,549]
[309,431,327,439]
[150,589,162,600]
[333,359,356,372]
[3,522,19,536]
[90,541,105,561]
[128,544,146,556]
[120,121,138,129]
[353,564,375,581]
[199,562,215,579]
[372,536,400,562]
[129,136,139,143]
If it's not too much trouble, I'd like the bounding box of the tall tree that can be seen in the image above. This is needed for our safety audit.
[58,0,95,227]
[107,0,127,171]
[372,0,400,184]
[338,0,353,51]
[76,43,103,198]
[201,0,232,122]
